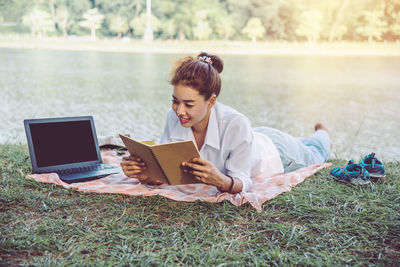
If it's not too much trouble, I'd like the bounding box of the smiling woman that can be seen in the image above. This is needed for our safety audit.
[121,52,332,194]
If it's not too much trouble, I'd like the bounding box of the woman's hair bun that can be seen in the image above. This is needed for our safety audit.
[197,52,223,74]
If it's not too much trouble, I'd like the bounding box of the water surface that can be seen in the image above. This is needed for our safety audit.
[1,48,399,161]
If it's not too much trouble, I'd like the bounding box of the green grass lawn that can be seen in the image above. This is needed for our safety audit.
[1,143,399,266]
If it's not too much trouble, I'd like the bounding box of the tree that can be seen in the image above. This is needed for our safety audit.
[5,0,400,42]
[250,0,288,40]
[390,12,400,39]
[295,10,324,43]
[206,1,235,40]
[159,18,175,39]
[59,0,91,36]
[193,20,212,40]
[225,0,251,38]
[327,0,350,42]
[95,0,144,18]
[79,8,104,40]
[109,14,129,38]
[167,0,197,40]
[55,5,70,37]
[330,24,348,41]
[22,8,54,37]
[0,0,34,24]
[214,17,235,40]
[241,17,265,42]
[129,12,160,38]
[193,9,212,40]
[356,10,387,42]
[386,0,400,40]
[47,0,56,26]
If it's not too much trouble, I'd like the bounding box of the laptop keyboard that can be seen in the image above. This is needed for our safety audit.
[54,164,115,175]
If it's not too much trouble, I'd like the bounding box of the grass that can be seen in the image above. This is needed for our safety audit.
[1,143,399,266]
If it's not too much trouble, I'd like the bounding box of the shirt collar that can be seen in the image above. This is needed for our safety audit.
[169,104,221,150]
[170,115,193,141]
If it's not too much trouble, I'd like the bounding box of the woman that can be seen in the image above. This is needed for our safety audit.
[121,52,331,194]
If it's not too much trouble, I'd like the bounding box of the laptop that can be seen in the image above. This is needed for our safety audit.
[24,116,122,183]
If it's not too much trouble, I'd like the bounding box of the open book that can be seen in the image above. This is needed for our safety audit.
[119,134,201,185]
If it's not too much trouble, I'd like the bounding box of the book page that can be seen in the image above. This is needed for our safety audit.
[151,140,201,185]
[119,134,168,184]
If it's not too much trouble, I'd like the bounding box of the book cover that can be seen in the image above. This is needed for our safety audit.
[119,134,201,185]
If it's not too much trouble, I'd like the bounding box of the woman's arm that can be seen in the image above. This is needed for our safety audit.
[182,157,243,194]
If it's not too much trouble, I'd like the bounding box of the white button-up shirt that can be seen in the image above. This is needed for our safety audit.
[160,101,283,192]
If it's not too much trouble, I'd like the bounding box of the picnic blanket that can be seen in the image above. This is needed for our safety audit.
[27,150,331,211]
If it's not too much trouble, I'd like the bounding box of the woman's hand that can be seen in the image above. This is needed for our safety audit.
[120,156,162,185]
[182,157,231,189]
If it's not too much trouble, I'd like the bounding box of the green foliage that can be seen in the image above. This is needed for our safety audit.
[54,5,69,37]
[1,144,399,265]
[295,10,324,43]
[164,0,197,40]
[391,12,400,38]
[79,8,105,40]
[193,10,212,40]
[129,13,161,38]
[225,0,251,38]
[0,0,34,23]
[1,0,400,41]
[356,10,388,42]
[330,24,348,42]
[53,0,92,36]
[242,17,265,42]
[108,14,129,37]
[22,8,55,37]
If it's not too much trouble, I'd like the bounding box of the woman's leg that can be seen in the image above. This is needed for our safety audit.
[253,123,331,173]
[297,123,331,163]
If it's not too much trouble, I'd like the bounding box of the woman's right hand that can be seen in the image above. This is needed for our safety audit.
[120,156,162,185]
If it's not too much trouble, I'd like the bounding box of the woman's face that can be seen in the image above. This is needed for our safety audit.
[172,83,215,129]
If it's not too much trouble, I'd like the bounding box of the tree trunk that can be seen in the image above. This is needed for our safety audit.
[91,26,96,40]
[328,0,349,42]
[179,24,185,41]
[48,0,56,29]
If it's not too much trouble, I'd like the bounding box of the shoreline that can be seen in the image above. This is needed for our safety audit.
[1,36,400,56]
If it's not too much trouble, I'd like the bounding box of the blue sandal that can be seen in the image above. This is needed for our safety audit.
[361,153,385,179]
[330,160,370,185]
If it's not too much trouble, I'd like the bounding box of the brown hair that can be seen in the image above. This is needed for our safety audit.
[170,52,224,99]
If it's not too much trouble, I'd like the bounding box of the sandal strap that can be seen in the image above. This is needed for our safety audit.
[340,168,351,181]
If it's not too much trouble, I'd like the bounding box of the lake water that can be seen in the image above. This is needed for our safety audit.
[1,48,399,161]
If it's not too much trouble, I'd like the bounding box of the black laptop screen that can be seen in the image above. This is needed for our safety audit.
[30,120,99,168]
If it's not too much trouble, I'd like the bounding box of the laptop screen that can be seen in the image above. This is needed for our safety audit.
[29,120,99,168]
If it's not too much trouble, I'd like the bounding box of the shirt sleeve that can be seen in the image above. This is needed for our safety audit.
[224,115,254,193]
[159,109,175,144]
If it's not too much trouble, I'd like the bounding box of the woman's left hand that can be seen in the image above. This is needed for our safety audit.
[182,157,230,188]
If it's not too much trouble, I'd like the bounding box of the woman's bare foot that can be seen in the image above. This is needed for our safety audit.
[314,122,329,133]
[314,122,333,151]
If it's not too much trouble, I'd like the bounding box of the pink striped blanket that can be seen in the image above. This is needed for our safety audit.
[27,151,331,211]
